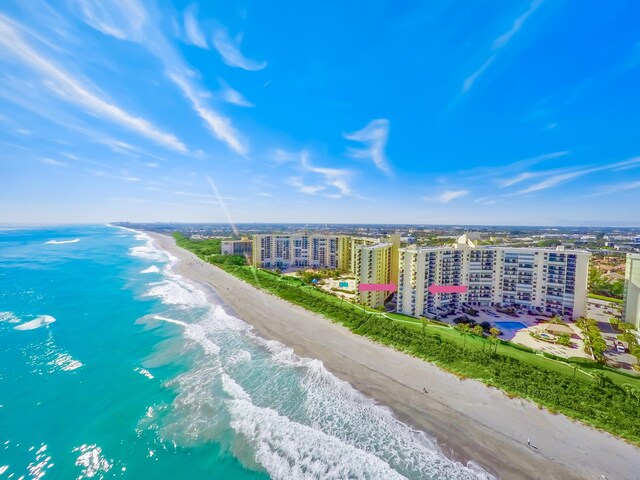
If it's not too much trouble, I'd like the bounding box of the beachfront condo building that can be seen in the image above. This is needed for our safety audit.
[623,253,640,330]
[353,236,400,308]
[251,233,400,308]
[251,234,348,270]
[396,234,590,320]
[221,238,253,257]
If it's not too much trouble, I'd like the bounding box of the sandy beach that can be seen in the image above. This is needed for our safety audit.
[149,232,640,480]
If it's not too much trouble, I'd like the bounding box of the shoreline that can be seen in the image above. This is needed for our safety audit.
[147,232,640,480]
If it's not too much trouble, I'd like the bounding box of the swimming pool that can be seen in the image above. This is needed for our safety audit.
[496,321,527,330]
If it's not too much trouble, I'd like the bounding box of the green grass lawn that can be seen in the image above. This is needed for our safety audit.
[588,293,624,304]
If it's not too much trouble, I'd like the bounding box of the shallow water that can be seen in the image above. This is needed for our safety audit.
[0,225,493,479]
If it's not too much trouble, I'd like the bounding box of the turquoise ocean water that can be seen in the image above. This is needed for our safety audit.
[0,225,492,479]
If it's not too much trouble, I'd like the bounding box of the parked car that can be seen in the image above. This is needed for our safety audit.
[616,344,627,354]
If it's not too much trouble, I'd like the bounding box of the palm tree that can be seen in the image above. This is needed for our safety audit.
[456,323,471,350]
[489,327,500,354]
[592,371,606,387]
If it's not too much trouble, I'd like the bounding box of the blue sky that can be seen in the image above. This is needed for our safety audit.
[1,0,639,226]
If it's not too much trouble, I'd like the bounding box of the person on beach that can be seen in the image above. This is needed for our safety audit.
[423,387,428,394]
[527,438,531,446]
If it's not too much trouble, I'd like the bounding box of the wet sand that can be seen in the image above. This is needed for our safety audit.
[149,232,640,480]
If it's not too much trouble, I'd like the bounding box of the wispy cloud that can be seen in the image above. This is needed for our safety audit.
[498,172,535,187]
[424,190,469,203]
[282,150,354,198]
[517,157,640,194]
[476,156,640,203]
[462,151,570,182]
[218,79,254,107]
[41,157,68,168]
[590,180,640,197]
[344,119,391,175]
[169,73,247,154]
[212,28,267,71]
[71,0,146,41]
[300,152,352,196]
[462,0,544,94]
[0,13,188,153]
[290,177,326,195]
[183,6,207,49]
[72,0,247,154]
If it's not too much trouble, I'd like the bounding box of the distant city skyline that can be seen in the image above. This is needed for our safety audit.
[1,1,640,226]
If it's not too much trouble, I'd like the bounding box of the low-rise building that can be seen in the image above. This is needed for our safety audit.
[397,234,590,320]
[221,237,253,257]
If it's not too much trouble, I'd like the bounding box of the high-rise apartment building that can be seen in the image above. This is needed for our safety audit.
[251,233,344,269]
[397,235,590,320]
[353,235,400,308]
[624,253,640,330]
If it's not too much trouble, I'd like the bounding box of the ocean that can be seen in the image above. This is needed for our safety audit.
[0,225,492,479]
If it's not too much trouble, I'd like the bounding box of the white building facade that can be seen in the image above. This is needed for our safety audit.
[221,238,253,256]
[252,234,343,269]
[624,253,640,330]
[397,235,590,320]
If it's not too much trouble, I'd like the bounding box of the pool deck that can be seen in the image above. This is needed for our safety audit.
[511,323,591,359]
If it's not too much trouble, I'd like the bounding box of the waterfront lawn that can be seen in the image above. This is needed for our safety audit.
[175,234,640,445]
[588,293,624,304]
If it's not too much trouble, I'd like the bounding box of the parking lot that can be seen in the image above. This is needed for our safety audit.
[586,300,637,371]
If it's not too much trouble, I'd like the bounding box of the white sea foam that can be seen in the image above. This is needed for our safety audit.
[44,238,80,245]
[140,265,160,274]
[49,353,83,371]
[145,279,207,308]
[73,444,112,478]
[23,331,84,374]
[14,315,56,331]
[154,315,220,356]
[135,367,155,379]
[26,444,52,480]
[130,244,168,263]
[225,395,404,480]
[226,349,252,367]
[0,311,20,323]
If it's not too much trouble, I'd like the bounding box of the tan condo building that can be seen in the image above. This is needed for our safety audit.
[352,235,400,308]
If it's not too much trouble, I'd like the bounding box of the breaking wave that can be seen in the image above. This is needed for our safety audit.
[44,238,80,245]
[14,315,56,331]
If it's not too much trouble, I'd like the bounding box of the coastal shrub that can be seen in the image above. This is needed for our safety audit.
[208,254,246,266]
[177,235,640,445]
